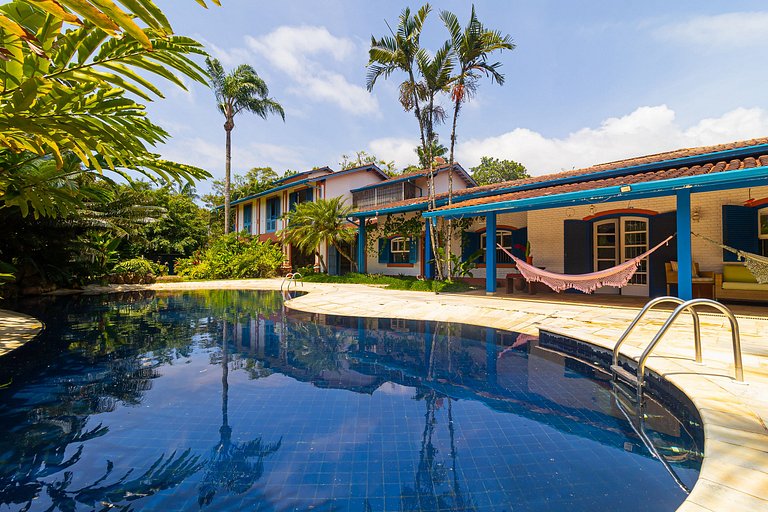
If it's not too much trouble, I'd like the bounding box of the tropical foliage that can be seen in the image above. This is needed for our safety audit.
[0,0,222,291]
[338,150,396,175]
[367,3,515,280]
[280,197,355,272]
[0,1,214,205]
[206,57,284,234]
[175,233,284,280]
[470,156,529,185]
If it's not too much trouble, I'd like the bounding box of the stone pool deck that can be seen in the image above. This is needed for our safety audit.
[0,308,42,356]
[5,279,768,511]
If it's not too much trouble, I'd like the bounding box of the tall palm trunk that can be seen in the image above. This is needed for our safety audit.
[223,117,234,234]
[425,96,444,281]
[446,94,462,280]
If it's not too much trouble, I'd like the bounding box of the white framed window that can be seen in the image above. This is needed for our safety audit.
[759,207,768,239]
[390,236,411,263]
[480,230,514,263]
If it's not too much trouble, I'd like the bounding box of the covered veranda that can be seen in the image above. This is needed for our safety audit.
[423,166,768,300]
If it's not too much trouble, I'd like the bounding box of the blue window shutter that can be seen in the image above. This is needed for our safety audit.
[243,204,252,233]
[306,187,313,202]
[463,232,481,262]
[378,238,389,264]
[511,228,527,259]
[722,205,758,262]
[408,237,417,263]
[289,192,298,211]
[649,212,677,297]
[563,220,592,274]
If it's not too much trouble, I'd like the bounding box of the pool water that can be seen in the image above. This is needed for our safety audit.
[0,290,702,511]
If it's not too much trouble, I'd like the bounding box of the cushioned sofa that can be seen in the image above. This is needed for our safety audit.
[715,263,768,302]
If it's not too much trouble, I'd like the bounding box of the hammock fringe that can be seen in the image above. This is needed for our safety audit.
[691,232,768,284]
[497,235,675,294]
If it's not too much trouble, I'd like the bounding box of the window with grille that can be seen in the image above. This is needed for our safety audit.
[480,230,514,264]
[390,237,411,263]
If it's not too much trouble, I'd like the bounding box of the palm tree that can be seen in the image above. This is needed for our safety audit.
[441,6,514,278]
[206,58,284,234]
[280,198,356,273]
[415,139,448,169]
[367,5,432,157]
[414,41,454,280]
[441,7,514,200]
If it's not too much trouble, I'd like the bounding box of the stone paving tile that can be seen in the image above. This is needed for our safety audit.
[0,308,42,357]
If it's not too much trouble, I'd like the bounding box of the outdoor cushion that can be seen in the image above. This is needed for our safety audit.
[721,281,768,291]
[723,264,757,284]
[669,261,700,277]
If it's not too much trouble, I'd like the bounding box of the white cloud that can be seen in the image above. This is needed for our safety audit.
[456,105,768,175]
[198,38,252,68]
[367,137,419,169]
[246,25,378,116]
[654,12,768,48]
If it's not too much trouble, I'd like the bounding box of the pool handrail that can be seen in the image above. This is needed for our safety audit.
[636,298,743,403]
[612,296,699,368]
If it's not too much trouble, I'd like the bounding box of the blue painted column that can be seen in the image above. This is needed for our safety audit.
[357,217,367,274]
[424,220,433,279]
[676,189,693,300]
[486,213,497,294]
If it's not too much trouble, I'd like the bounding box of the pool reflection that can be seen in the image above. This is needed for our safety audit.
[0,290,702,511]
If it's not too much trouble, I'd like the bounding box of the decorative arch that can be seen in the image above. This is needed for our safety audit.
[583,208,658,221]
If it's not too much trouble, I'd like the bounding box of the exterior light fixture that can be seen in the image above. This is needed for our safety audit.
[620,185,632,193]
[691,207,701,222]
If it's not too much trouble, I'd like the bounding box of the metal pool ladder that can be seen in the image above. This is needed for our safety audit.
[611,297,744,403]
[280,272,303,293]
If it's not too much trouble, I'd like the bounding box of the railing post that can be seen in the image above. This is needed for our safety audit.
[486,213,497,294]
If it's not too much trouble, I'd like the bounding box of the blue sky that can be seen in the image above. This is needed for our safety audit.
[149,1,768,195]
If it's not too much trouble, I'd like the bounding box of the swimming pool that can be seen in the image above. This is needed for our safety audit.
[1,290,702,511]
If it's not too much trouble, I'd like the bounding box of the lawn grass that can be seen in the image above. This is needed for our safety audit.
[300,272,473,293]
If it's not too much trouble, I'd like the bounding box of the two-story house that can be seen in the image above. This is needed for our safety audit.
[229,164,389,273]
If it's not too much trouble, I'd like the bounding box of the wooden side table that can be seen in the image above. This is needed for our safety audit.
[506,272,534,295]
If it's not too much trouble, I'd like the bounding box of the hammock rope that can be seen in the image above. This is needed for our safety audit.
[496,235,675,294]
[691,232,768,283]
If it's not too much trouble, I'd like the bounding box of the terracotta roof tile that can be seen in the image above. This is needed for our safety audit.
[434,154,768,211]
[354,137,768,215]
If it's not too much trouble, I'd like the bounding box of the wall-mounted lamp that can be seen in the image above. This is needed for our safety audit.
[691,207,701,223]
[620,185,632,193]
[589,204,595,216]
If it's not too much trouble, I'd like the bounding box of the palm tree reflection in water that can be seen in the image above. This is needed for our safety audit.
[198,319,282,508]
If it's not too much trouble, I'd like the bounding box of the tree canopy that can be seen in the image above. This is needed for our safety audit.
[470,156,529,185]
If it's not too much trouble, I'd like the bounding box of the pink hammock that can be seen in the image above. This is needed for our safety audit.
[496,235,674,294]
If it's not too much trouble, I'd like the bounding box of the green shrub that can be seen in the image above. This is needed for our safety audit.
[113,258,166,276]
[175,233,284,280]
[106,257,166,284]
[301,272,471,292]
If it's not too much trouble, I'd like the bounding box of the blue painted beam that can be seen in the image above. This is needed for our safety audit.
[424,165,768,219]
[676,190,693,300]
[424,219,433,279]
[357,218,367,274]
[486,213,497,294]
